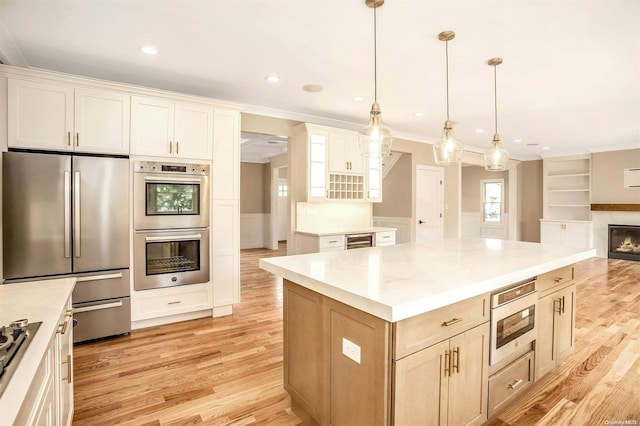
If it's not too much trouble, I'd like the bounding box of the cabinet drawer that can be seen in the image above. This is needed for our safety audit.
[488,351,534,418]
[134,283,212,320]
[537,265,574,296]
[393,293,489,359]
[318,235,345,250]
[375,231,395,246]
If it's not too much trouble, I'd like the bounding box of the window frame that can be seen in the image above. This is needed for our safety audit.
[480,178,504,225]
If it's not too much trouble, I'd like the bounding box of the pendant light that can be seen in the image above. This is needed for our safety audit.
[484,57,510,171]
[433,31,463,165]
[358,0,393,158]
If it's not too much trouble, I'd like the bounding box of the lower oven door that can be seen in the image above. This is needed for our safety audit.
[134,228,210,291]
[73,297,131,343]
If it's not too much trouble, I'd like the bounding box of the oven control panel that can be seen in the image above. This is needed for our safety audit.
[134,161,209,176]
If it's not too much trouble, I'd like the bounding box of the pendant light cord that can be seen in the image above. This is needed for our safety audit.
[494,64,498,134]
[445,39,450,121]
[373,3,378,103]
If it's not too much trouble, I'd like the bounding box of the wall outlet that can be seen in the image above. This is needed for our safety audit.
[306,207,318,218]
[342,338,361,364]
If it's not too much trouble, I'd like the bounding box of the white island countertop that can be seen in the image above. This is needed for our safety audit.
[0,278,75,425]
[260,238,595,322]
[296,226,396,237]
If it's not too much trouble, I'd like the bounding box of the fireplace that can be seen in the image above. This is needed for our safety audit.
[608,225,640,261]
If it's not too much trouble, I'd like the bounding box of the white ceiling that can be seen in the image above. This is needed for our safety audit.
[1,0,638,160]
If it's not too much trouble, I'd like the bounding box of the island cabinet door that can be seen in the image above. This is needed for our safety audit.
[447,323,489,426]
[555,284,576,364]
[393,339,449,425]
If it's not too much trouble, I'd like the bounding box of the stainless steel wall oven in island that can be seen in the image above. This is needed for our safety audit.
[133,160,211,291]
[2,150,131,343]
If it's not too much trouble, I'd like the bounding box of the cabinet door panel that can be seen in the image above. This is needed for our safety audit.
[536,292,557,378]
[393,340,449,425]
[345,133,365,174]
[540,221,564,246]
[556,285,575,362]
[130,96,174,156]
[74,88,130,154]
[8,79,73,150]
[328,132,348,173]
[448,323,489,426]
[175,102,213,160]
[565,223,592,249]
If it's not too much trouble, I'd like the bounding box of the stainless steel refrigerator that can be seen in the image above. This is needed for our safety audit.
[3,150,131,342]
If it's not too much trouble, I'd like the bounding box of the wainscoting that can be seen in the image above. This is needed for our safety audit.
[240,213,270,249]
[461,212,509,240]
[372,216,411,244]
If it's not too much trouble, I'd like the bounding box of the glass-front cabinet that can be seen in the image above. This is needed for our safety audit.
[296,123,383,203]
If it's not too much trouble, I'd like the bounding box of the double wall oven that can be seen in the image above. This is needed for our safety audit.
[133,161,210,291]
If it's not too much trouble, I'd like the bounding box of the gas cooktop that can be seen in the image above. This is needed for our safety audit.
[0,319,41,397]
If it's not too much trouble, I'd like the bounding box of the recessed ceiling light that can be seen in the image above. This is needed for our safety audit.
[265,74,280,83]
[542,146,550,150]
[303,84,323,93]
[353,96,364,102]
[475,128,484,133]
[514,138,522,143]
[413,112,424,117]
[139,46,158,55]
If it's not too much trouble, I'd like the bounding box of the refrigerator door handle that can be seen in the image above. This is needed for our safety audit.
[64,171,71,258]
[74,171,81,258]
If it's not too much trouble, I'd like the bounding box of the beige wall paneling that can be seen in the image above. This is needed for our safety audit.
[518,160,543,242]
[240,162,266,214]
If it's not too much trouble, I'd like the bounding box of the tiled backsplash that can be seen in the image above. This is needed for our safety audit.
[296,202,372,232]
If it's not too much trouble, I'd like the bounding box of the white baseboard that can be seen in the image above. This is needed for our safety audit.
[373,216,412,244]
[213,305,233,317]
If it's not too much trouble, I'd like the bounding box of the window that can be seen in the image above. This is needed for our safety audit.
[278,183,288,197]
[481,179,504,223]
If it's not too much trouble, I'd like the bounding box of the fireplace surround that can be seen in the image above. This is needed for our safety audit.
[608,224,640,261]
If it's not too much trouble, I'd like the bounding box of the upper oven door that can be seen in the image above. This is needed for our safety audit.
[134,173,209,230]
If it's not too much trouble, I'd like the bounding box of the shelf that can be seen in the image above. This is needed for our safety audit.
[547,173,590,178]
[548,204,591,208]
[547,188,590,192]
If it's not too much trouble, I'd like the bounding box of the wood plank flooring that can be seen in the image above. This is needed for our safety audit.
[72,247,640,425]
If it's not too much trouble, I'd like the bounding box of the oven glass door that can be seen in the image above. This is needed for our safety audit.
[146,238,201,276]
[495,303,536,349]
[146,181,201,216]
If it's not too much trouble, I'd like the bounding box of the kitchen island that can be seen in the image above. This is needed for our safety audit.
[0,278,75,426]
[259,238,595,425]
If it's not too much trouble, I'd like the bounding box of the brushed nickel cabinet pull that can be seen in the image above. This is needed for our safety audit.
[67,131,71,146]
[177,141,179,155]
[57,320,69,335]
[169,141,173,154]
[444,350,451,376]
[453,347,460,374]
[508,378,523,389]
[66,354,72,383]
[555,297,562,315]
[167,300,181,305]
[561,295,566,314]
[329,240,338,244]
[442,317,463,327]
[554,277,564,283]
[76,132,79,147]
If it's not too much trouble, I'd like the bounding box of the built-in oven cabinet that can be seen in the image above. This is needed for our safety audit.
[130,96,213,160]
[8,78,130,154]
[131,282,212,321]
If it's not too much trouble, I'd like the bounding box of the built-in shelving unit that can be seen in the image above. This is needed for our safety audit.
[541,155,593,249]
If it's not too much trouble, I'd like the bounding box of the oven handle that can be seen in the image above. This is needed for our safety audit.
[144,176,202,184]
[145,233,202,242]
[74,301,123,313]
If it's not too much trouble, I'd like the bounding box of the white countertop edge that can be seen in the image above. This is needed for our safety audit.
[0,278,75,424]
[296,226,397,237]
[260,247,596,323]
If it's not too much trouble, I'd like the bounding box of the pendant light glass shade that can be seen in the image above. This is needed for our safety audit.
[359,0,392,158]
[359,102,393,158]
[484,58,509,171]
[433,31,462,165]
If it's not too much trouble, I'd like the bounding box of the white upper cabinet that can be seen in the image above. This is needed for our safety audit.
[328,132,365,174]
[211,108,240,200]
[8,79,130,154]
[130,96,213,160]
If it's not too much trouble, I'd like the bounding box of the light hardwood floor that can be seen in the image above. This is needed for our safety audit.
[72,246,640,425]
